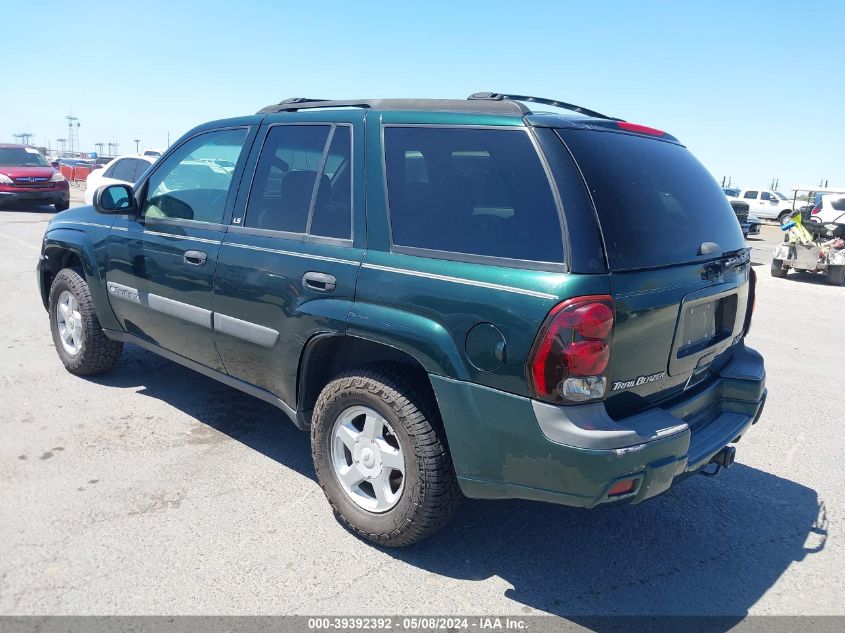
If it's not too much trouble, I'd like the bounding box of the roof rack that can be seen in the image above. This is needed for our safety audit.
[257,98,367,114]
[256,97,528,116]
[467,92,621,121]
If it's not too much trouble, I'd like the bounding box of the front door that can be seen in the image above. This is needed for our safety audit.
[105,126,253,371]
[212,111,366,407]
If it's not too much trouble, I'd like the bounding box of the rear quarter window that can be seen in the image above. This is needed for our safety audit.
[384,126,564,264]
[557,129,745,270]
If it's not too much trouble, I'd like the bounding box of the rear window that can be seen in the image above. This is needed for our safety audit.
[558,129,745,270]
[384,127,564,264]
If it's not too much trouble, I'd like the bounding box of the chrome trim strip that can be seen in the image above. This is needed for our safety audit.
[361,262,557,299]
[147,293,213,328]
[53,220,113,230]
[141,230,222,245]
[213,313,279,348]
[222,241,359,266]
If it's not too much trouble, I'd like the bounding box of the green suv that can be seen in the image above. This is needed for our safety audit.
[37,93,766,546]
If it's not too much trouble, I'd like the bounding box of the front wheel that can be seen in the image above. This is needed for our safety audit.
[311,364,461,547]
[828,265,845,286]
[48,267,123,375]
[778,211,793,225]
[54,201,70,212]
[771,259,788,278]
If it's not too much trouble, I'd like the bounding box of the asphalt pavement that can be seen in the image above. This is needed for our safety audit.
[0,193,841,618]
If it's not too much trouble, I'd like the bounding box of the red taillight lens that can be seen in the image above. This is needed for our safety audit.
[527,295,614,404]
[616,121,666,137]
[811,205,821,215]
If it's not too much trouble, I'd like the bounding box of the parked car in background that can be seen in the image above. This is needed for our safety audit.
[84,154,157,204]
[732,188,795,223]
[809,194,845,225]
[0,144,69,211]
[724,191,762,237]
[37,93,765,546]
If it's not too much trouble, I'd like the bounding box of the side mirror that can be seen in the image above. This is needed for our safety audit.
[93,184,138,215]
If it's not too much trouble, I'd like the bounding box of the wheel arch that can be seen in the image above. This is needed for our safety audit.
[295,333,440,430]
[40,230,121,330]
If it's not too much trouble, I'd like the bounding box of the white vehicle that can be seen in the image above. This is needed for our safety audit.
[809,194,845,225]
[84,154,157,204]
[725,188,795,223]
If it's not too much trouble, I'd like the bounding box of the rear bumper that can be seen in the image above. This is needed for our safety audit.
[432,342,766,508]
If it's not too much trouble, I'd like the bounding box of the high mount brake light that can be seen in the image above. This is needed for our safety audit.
[527,296,615,404]
[617,121,666,137]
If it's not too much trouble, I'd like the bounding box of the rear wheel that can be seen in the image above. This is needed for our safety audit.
[54,201,70,212]
[828,265,845,286]
[48,267,123,375]
[311,364,461,547]
[771,259,788,278]
[778,211,793,225]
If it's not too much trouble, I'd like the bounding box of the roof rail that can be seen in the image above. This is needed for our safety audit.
[257,98,371,114]
[467,92,621,121]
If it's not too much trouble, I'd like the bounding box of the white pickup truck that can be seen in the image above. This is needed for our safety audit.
[724,188,795,222]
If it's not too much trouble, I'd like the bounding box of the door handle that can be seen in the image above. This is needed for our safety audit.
[184,250,208,266]
[302,271,336,292]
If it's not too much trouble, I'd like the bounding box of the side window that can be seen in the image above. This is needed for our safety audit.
[142,128,247,223]
[110,159,136,181]
[133,159,151,182]
[244,125,330,233]
[103,161,118,178]
[245,124,352,240]
[309,127,352,239]
[760,191,773,201]
[743,190,758,199]
[384,127,564,263]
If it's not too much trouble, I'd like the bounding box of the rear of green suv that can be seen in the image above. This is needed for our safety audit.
[39,94,765,547]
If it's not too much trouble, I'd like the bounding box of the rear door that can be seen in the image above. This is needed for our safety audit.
[556,127,751,416]
[105,126,254,370]
[211,111,365,407]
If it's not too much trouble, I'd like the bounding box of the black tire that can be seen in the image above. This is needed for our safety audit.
[311,364,461,547]
[778,211,793,225]
[828,265,845,286]
[771,259,788,278]
[54,201,70,212]
[48,267,123,375]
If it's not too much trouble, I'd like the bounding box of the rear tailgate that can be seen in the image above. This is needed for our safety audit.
[555,125,750,416]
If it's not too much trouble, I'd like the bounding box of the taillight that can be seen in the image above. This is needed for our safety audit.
[811,204,821,215]
[527,295,614,404]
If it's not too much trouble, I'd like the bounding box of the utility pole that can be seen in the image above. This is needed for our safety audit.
[108,142,119,156]
[13,132,34,145]
[721,176,726,187]
[65,115,80,154]
[57,138,67,153]
[95,142,105,156]
[134,139,140,153]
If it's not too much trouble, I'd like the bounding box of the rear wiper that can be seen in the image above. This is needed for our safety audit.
[700,246,749,280]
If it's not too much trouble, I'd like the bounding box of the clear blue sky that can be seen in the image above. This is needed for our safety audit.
[2,0,842,191]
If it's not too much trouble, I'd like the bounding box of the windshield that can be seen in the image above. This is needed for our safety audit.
[775,191,789,200]
[558,129,745,270]
[0,147,50,167]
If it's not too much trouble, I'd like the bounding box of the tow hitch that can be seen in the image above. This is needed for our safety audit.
[699,445,736,477]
